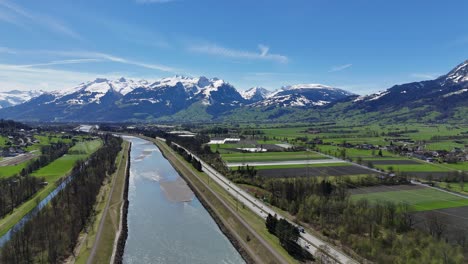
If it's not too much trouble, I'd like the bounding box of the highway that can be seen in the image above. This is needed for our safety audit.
[171,141,359,264]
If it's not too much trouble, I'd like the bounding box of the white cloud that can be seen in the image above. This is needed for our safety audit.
[329,64,352,72]
[0,0,82,40]
[0,63,102,91]
[17,59,102,68]
[53,51,178,72]
[189,43,288,63]
[410,73,438,80]
[0,47,179,72]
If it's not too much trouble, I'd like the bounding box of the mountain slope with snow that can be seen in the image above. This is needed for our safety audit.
[240,87,272,102]
[0,59,466,122]
[251,84,354,107]
[0,90,43,109]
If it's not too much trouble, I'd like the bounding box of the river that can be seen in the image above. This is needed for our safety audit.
[122,136,245,264]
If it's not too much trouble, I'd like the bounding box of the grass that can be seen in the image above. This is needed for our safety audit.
[222,151,328,163]
[0,139,103,237]
[317,145,397,159]
[0,162,29,178]
[153,138,297,264]
[74,141,130,264]
[230,162,349,170]
[32,140,103,182]
[351,187,468,211]
[374,163,453,172]
[435,182,468,195]
[442,162,468,171]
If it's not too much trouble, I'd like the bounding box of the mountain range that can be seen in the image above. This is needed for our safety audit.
[0,60,466,123]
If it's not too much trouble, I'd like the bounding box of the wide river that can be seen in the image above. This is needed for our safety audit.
[122,136,245,264]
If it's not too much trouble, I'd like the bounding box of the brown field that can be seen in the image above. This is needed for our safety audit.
[257,165,377,178]
[413,206,468,243]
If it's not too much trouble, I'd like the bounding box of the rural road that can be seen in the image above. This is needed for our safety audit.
[227,159,346,167]
[171,141,358,264]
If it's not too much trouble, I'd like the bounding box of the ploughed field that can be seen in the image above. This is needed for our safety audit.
[257,164,377,178]
[214,141,379,178]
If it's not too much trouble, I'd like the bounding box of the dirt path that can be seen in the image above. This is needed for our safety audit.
[0,152,36,166]
[86,142,129,264]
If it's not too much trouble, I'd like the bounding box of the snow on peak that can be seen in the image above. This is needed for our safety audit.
[281,83,335,90]
[0,90,44,108]
[445,59,468,84]
[240,87,271,100]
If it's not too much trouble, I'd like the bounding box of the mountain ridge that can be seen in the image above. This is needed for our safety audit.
[0,60,466,123]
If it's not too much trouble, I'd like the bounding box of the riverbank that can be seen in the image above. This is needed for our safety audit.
[146,136,294,264]
[69,140,131,264]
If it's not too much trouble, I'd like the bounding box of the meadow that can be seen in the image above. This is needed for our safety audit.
[351,186,468,211]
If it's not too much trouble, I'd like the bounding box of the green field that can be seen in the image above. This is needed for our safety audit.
[32,140,102,182]
[0,162,30,179]
[374,163,453,172]
[0,139,103,237]
[352,187,468,211]
[222,151,328,163]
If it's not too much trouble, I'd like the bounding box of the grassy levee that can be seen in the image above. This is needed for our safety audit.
[74,140,130,264]
[0,139,102,237]
[148,137,295,264]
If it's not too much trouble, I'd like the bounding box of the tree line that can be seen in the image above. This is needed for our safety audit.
[265,214,313,261]
[0,134,122,263]
[265,177,464,263]
[170,143,203,172]
[0,142,72,219]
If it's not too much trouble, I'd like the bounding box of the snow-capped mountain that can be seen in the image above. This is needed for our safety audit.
[0,90,44,109]
[0,59,465,122]
[251,84,354,107]
[349,60,468,114]
[443,60,468,85]
[240,87,272,102]
[0,76,246,121]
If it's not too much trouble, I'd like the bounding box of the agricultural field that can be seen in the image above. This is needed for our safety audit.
[257,165,377,178]
[222,151,328,163]
[350,184,468,245]
[350,185,468,211]
[32,139,102,183]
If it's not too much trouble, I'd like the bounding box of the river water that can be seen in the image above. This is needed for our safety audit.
[122,136,245,264]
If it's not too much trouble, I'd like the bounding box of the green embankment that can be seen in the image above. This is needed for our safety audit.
[74,141,130,264]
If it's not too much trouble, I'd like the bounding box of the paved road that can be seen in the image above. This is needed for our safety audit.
[172,142,358,264]
[227,159,346,167]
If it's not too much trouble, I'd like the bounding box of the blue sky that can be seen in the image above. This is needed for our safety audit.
[0,0,467,94]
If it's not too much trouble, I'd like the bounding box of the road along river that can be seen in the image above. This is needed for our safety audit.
[122,136,244,264]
